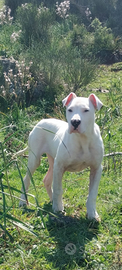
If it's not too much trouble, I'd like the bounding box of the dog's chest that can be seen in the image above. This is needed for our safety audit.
[65,145,92,172]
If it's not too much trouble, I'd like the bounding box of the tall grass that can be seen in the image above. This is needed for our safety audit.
[0,128,47,242]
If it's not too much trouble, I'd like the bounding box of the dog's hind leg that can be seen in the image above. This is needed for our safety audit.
[43,154,54,201]
[19,150,41,207]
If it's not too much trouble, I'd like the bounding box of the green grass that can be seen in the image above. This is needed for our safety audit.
[0,64,122,269]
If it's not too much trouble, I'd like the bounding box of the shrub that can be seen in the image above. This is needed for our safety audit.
[0,5,13,25]
[16,3,54,47]
[5,0,56,17]
[62,45,96,91]
[90,18,117,64]
[0,3,105,109]
[0,58,37,110]
[5,0,43,17]
[71,24,93,57]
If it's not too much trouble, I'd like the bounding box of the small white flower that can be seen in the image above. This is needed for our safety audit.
[56,1,70,19]
[0,5,13,25]
[2,90,6,96]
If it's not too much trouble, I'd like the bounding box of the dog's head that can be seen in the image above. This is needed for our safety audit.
[62,92,103,135]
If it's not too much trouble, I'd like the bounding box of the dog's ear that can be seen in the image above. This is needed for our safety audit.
[62,92,77,107]
[89,94,103,110]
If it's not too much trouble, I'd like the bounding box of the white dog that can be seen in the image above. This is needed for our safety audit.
[18,92,104,220]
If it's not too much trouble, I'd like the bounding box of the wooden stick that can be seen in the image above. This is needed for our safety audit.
[104,152,122,157]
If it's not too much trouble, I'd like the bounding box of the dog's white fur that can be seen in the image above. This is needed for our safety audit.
[19,92,104,220]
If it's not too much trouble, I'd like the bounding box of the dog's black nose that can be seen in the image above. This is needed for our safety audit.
[71,119,81,129]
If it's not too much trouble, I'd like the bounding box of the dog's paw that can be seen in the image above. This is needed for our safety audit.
[19,198,28,208]
[52,201,64,213]
[86,211,101,222]
[19,202,27,208]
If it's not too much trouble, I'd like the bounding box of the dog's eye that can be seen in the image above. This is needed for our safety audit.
[84,109,89,112]
[68,109,72,112]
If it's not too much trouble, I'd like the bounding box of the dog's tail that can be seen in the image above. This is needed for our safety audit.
[13,147,28,158]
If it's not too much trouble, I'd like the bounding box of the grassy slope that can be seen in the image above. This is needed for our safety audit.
[0,64,122,269]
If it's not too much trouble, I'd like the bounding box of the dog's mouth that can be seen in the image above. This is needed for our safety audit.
[73,128,80,133]
[73,126,79,131]
[69,126,80,134]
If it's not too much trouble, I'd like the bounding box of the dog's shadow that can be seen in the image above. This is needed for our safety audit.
[42,202,100,269]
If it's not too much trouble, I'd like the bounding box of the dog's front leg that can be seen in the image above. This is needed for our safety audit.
[86,165,102,220]
[52,159,64,212]
[19,173,30,207]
